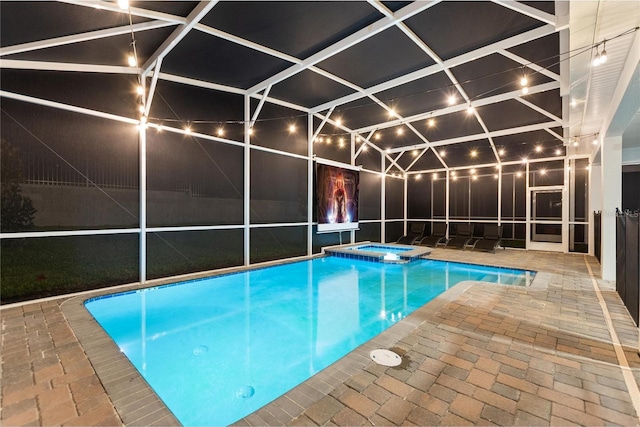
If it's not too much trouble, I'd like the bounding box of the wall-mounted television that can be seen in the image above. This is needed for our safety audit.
[315,160,359,233]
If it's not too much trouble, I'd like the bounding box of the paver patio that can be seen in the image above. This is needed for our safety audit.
[2,249,640,426]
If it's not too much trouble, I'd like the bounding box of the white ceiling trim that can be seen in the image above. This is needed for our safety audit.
[573,1,603,140]
[599,30,640,138]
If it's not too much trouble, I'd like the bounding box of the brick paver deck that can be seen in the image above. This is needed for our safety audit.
[2,249,640,426]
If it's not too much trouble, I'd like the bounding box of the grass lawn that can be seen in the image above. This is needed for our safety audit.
[1,235,139,303]
[1,230,310,304]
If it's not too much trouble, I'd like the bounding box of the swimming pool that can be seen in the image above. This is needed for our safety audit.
[85,256,534,426]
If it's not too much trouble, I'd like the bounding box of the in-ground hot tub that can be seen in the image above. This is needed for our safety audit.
[323,242,431,263]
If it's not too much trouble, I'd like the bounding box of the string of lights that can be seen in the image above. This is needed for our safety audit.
[121,2,638,156]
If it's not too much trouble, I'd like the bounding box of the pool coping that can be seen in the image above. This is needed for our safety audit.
[60,254,541,426]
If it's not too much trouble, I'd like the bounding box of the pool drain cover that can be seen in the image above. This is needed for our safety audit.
[369,349,401,367]
[192,345,209,356]
[236,385,255,399]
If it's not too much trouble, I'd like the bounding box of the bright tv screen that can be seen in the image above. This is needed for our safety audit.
[316,161,359,233]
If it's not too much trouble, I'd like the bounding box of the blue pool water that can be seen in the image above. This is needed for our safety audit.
[85,257,534,426]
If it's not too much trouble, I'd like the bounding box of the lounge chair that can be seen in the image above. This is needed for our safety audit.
[396,222,425,245]
[445,223,475,249]
[472,224,503,253]
[419,222,448,247]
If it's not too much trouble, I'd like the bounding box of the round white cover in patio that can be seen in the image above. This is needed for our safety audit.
[369,349,401,366]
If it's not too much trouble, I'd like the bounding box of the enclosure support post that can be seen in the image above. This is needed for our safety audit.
[139,120,147,284]
[307,114,313,256]
[381,156,386,243]
[350,133,356,244]
[138,72,147,285]
[525,161,530,249]
[497,166,502,226]
[468,174,471,223]
[244,95,251,266]
[589,163,602,257]
[445,170,450,238]
[403,174,408,236]
[601,135,622,281]
[563,156,570,253]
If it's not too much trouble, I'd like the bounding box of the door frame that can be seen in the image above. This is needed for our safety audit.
[526,184,567,252]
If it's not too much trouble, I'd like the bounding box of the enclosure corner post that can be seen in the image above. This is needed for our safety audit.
[244,95,251,267]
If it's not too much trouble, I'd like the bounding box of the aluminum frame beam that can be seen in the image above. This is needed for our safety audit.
[247,0,441,95]
[355,81,561,134]
[492,0,557,26]
[141,1,219,75]
[59,0,187,23]
[0,20,175,57]
[386,121,560,154]
[0,59,138,74]
[310,24,557,114]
